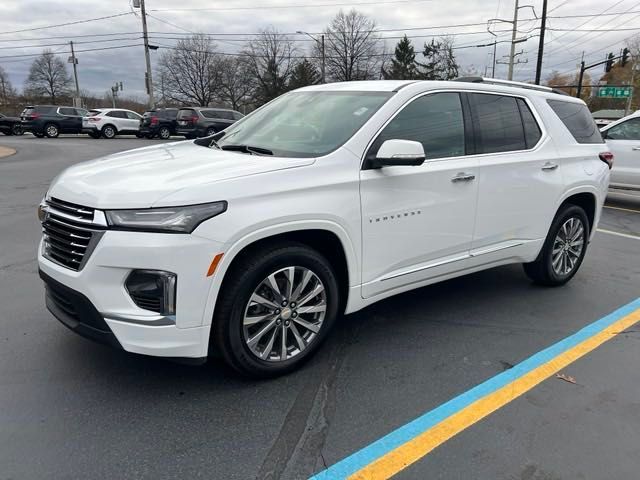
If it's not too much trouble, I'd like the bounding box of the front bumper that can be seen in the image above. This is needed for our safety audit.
[82,125,98,134]
[38,228,224,358]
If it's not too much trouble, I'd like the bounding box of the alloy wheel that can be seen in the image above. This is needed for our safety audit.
[551,217,585,276]
[242,266,327,362]
[46,124,58,137]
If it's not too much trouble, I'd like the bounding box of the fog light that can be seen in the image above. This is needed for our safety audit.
[125,270,177,315]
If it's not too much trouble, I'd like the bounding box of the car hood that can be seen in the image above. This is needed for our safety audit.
[48,141,315,208]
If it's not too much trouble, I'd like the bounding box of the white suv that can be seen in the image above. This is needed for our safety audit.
[38,78,611,377]
[601,111,640,190]
[82,108,143,139]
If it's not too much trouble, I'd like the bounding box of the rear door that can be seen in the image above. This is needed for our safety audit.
[177,108,197,129]
[603,116,640,188]
[467,92,563,256]
[359,91,479,298]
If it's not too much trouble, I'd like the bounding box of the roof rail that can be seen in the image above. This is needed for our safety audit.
[453,76,569,96]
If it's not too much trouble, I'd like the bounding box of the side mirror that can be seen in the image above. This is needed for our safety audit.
[369,139,426,169]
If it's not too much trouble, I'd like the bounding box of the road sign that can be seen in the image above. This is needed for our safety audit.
[597,86,632,98]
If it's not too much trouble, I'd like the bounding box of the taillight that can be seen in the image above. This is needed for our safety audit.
[30,113,40,120]
[190,115,198,123]
[150,116,159,125]
[599,152,614,169]
[88,117,99,122]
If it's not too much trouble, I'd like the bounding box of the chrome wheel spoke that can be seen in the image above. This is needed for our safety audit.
[552,217,585,276]
[280,325,288,361]
[291,269,313,301]
[297,304,326,315]
[250,292,279,310]
[293,317,320,334]
[297,283,325,307]
[247,317,278,348]
[244,312,274,326]
[259,328,278,359]
[289,323,306,352]
[265,274,283,301]
[284,266,295,300]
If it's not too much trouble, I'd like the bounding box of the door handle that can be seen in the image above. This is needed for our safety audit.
[632,146,640,151]
[541,162,558,171]
[451,172,475,182]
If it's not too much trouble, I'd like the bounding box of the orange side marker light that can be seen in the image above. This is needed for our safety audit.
[206,253,224,277]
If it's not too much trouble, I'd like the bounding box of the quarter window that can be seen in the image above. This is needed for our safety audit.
[547,99,603,144]
[367,92,466,162]
[126,111,141,120]
[516,98,542,148]
[605,117,640,140]
[59,107,76,116]
[469,93,526,153]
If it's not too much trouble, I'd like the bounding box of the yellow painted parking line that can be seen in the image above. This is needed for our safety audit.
[311,299,640,480]
[603,205,640,214]
[597,228,640,241]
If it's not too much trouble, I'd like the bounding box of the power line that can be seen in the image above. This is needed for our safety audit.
[0,12,134,35]
[149,0,435,12]
[0,44,140,60]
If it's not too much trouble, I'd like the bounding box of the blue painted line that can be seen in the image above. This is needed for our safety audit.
[310,297,640,480]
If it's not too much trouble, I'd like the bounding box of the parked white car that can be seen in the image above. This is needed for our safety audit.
[82,108,143,139]
[601,112,640,190]
[38,78,611,377]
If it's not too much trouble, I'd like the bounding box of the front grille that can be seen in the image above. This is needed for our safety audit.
[129,293,163,313]
[42,198,103,271]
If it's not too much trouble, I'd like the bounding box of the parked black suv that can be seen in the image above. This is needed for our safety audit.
[20,105,88,138]
[139,108,179,139]
[176,107,243,138]
[0,113,23,135]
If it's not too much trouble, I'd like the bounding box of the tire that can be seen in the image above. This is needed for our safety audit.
[44,123,59,138]
[101,125,117,139]
[12,124,23,136]
[212,242,340,378]
[523,204,590,286]
[158,126,171,139]
[205,127,216,137]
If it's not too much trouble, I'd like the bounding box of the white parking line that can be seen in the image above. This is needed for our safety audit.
[597,228,640,241]
[604,205,640,214]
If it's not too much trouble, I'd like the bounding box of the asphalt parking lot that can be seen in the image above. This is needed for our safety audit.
[1,135,639,480]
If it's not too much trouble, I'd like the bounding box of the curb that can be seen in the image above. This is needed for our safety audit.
[0,146,16,159]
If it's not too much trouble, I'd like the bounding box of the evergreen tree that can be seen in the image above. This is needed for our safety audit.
[418,38,459,80]
[288,59,320,89]
[383,35,419,80]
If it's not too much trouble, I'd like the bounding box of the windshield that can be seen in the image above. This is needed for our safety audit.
[216,91,393,158]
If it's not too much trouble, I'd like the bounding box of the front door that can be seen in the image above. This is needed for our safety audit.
[360,92,478,298]
[604,116,640,188]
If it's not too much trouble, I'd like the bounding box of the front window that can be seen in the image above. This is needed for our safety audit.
[217,91,394,158]
[605,117,640,140]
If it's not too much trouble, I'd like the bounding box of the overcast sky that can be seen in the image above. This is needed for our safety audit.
[1,0,638,100]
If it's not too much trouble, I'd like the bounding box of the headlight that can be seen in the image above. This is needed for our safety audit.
[105,201,227,233]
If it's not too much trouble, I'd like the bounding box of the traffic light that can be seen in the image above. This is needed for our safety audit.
[621,47,630,67]
[605,52,615,72]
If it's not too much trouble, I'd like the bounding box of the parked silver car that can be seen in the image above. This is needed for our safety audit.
[601,112,640,190]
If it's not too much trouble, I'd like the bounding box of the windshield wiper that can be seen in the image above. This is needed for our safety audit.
[220,144,273,156]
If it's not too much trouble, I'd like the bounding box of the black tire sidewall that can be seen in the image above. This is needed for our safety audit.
[214,245,340,377]
[539,205,590,285]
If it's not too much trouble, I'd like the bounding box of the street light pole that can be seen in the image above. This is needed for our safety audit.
[297,31,325,83]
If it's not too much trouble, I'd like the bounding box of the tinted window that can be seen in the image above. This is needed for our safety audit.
[177,108,197,119]
[59,107,76,116]
[605,117,640,140]
[160,109,178,119]
[218,111,234,120]
[106,110,127,118]
[547,100,603,144]
[368,92,465,161]
[75,108,88,116]
[469,93,526,153]
[35,106,56,114]
[232,111,243,120]
[200,110,216,119]
[516,98,542,148]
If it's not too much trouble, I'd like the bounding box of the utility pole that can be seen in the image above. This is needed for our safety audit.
[534,0,548,84]
[111,82,123,108]
[68,41,81,108]
[137,0,155,108]
[507,0,519,80]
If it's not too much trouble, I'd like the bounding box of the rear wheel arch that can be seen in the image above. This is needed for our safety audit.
[558,192,596,233]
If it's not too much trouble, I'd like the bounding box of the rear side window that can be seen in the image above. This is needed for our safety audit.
[468,93,526,153]
[106,110,127,118]
[547,100,603,144]
[34,106,55,114]
[516,99,542,148]
[177,108,197,119]
[218,111,234,120]
[58,107,76,116]
[368,92,466,161]
[161,109,178,119]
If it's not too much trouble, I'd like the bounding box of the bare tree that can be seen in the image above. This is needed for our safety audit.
[318,9,383,81]
[24,50,71,103]
[156,34,223,106]
[0,66,17,105]
[217,57,254,111]
[244,27,296,104]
